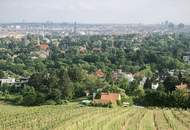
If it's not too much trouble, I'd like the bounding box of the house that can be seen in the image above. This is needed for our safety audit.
[176,83,190,93]
[96,69,105,78]
[84,90,90,96]
[94,93,121,104]
[112,69,134,82]
[140,77,147,86]
[12,77,29,87]
[183,56,190,64]
[182,52,190,64]
[0,77,15,86]
[36,43,50,58]
[19,77,29,84]
[37,43,49,51]
[92,48,101,53]
[151,83,159,90]
[126,73,134,82]
[79,46,86,54]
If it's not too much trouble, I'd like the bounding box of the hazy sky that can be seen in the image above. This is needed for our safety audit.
[0,0,190,24]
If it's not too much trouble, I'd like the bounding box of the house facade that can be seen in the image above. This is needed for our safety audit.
[0,78,15,85]
[93,93,121,104]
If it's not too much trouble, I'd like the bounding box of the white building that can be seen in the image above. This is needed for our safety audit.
[0,78,16,85]
[140,77,147,86]
[112,69,134,82]
[126,73,134,82]
[183,56,190,64]
[151,83,159,90]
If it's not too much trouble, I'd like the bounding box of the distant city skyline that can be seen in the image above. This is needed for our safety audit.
[1,0,190,24]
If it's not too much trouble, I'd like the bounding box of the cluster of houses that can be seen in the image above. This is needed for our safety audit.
[112,69,134,82]
[95,68,190,93]
[95,69,160,90]
[79,46,102,54]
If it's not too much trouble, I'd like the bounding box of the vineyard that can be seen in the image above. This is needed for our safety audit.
[0,103,190,130]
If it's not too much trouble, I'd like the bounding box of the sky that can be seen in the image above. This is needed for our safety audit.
[0,0,190,24]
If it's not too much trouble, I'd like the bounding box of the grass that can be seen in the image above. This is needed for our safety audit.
[0,103,189,130]
[139,110,156,130]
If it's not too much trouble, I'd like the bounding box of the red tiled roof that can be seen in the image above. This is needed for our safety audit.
[37,43,49,50]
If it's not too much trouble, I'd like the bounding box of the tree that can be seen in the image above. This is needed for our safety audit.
[118,78,129,90]
[28,72,48,91]
[0,71,5,78]
[178,72,183,83]
[163,76,178,92]
[126,80,139,95]
[157,83,165,92]
[144,78,152,89]
[184,75,190,84]
[59,69,74,100]
[47,73,61,101]
[21,85,37,106]
[68,65,86,82]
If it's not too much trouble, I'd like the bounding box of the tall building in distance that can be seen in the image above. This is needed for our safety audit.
[73,21,77,36]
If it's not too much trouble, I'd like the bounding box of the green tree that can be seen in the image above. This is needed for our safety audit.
[59,69,74,100]
[68,65,86,82]
[163,76,178,92]
[0,71,5,78]
[21,85,37,106]
[144,78,152,89]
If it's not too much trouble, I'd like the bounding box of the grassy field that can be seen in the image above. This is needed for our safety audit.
[0,103,190,130]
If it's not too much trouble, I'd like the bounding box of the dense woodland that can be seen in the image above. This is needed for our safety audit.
[0,33,190,108]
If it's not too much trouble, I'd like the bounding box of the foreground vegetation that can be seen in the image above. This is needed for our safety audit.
[0,103,190,130]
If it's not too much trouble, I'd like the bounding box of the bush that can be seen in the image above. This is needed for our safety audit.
[44,100,57,105]
[56,99,68,105]
[21,85,37,106]
[22,94,37,106]
[35,92,46,105]
[14,95,23,105]
[121,95,133,106]
[138,89,190,108]
[116,100,122,106]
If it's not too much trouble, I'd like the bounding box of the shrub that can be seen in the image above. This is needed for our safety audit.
[44,100,57,105]
[14,95,23,105]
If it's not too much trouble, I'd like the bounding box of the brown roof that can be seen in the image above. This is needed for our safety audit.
[100,93,121,103]
[176,83,189,90]
[96,69,105,78]
[37,43,49,50]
